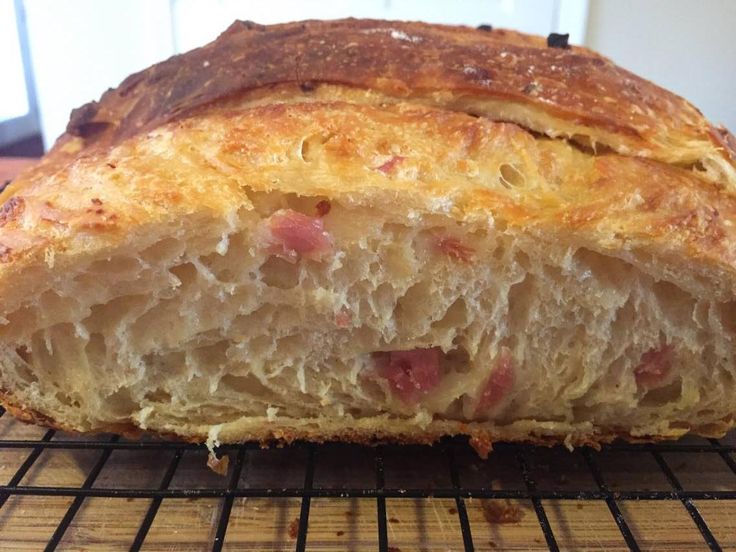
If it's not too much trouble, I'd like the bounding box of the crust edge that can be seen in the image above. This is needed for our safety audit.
[2,392,731,459]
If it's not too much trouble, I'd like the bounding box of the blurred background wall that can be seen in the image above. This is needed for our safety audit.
[1,0,734,155]
[585,0,736,139]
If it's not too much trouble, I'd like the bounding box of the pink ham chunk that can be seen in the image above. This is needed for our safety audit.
[265,208,333,260]
[335,308,352,328]
[374,155,405,174]
[634,344,673,388]
[434,235,474,263]
[377,347,442,403]
[475,348,515,414]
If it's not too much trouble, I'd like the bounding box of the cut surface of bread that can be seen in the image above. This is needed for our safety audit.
[1,19,735,453]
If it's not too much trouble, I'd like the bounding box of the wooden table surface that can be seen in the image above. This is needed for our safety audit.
[0,156,735,550]
[0,414,734,551]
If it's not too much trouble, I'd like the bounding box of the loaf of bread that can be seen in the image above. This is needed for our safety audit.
[1,19,735,454]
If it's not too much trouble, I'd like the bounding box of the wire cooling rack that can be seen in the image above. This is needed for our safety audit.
[0,405,734,551]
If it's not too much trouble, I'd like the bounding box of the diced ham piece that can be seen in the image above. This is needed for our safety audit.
[375,155,405,174]
[475,348,515,415]
[335,308,352,328]
[434,235,474,263]
[266,208,332,260]
[634,344,673,388]
[377,347,442,404]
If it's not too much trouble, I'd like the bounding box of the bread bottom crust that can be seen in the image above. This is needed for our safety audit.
[3,393,731,458]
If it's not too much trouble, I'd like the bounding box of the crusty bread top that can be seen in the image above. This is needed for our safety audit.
[1,19,736,305]
[13,18,736,187]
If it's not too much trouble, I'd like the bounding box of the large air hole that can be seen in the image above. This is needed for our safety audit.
[15,345,31,364]
[442,396,467,420]
[229,304,277,339]
[572,247,631,286]
[0,306,38,340]
[379,242,416,280]
[84,333,107,368]
[169,262,199,288]
[651,280,696,323]
[371,282,397,320]
[55,392,74,407]
[142,351,187,376]
[609,299,636,345]
[395,280,436,330]
[260,256,300,289]
[15,363,38,384]
[38,290,81,326]
[492,244,506,261]
[275,334,307,358]
[245,190,289,217]
[143,388,173,403]
[299,134,328,163]
[198,250,232,280]
[244,334,278,359]
[514,250,531,271]
[569,133,614,155]
[299,134,331,162]
[719,301,736,334]
[219,373,282,402]
[140,237,185,265]
[442,344,471,374]
[498,163,525,188]
[640,378,683,407]
[130,299,189,350]
[189,341,230,373]
[245,190,321,218]
[506,273,536,333]
[106,388,136,416]
[83,294,149,334]
[431,298,468,333]
[14,345,37,384]
[87,256,141,276]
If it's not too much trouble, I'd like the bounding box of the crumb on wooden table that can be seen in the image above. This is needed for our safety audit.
[481,499,525,524]
[469,435,492,458]
[388,517,400,523]
[289,517,300,539]
[206,452,230,476]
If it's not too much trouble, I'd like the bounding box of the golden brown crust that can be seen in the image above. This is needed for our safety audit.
[1,392,729,459]
[12,18,733,189]
[0,390,199,443]
[69,20,708,144]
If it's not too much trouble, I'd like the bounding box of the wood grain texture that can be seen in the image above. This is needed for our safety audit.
[0,413,734,550]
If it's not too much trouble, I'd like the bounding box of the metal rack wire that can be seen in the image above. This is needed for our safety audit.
[0,403,734,551]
